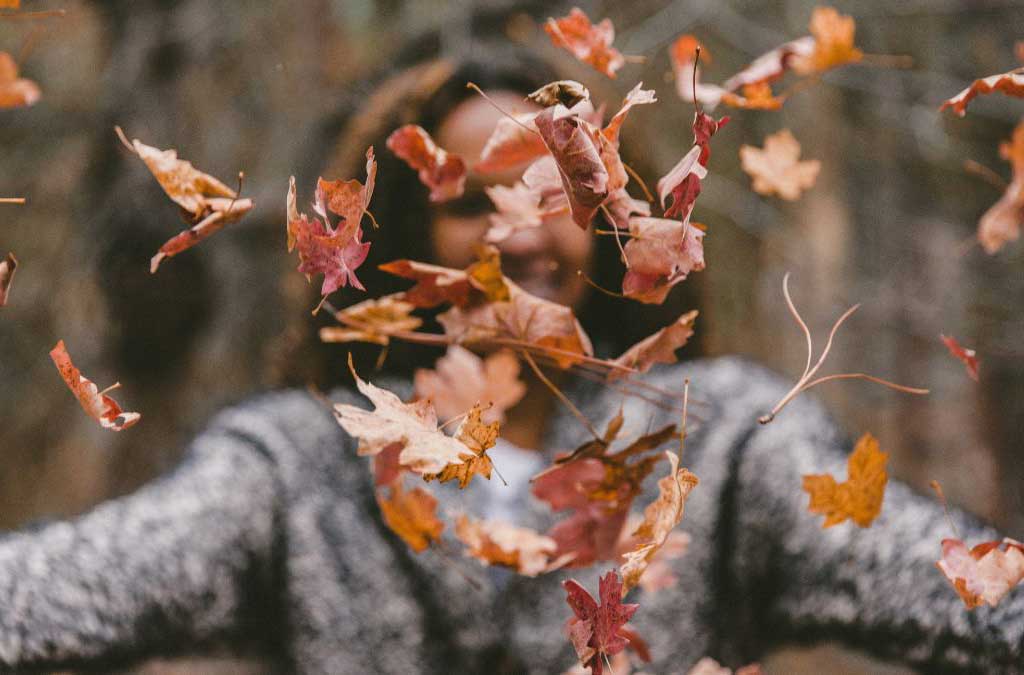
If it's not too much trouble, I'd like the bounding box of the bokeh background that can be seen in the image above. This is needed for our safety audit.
[1,1,1023,673]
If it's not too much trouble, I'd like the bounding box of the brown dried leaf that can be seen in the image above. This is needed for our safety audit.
[610,310,698,379]
[545,8,625,79]
[50,340,140,431]
[320,294,422,346]
[422,404,500,488]
[377,481,444,553]
[386,124,467,202]
[455,515,560,576]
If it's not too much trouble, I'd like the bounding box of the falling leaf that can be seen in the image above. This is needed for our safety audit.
[940,69,1024,117]
[534,106,610,229]
[150,196,253,272]
[437,278,594,369]
[602,83,658,146]
[620,451,699,594]
[118,127,237,219]
[545,8,625,79]
[720,82,785,110]
[0,51,40,109]
[485,182,546,242]
[0,252,16,308]
[622,530,690,594]
[49,340,140,432]
[535,421,677,567]
[622,218,706,305]
[287,176,371,295]
[802,432,888,528]
[563,571,640,675]
[977,121,1024,254]
[454,515,562,576]
[319,294,422,346]
[671,35,728,107]
[422,404,500,488]
[380,245,509,309]
[739,129,821,201]
[475,113,548,174]
[656,146,705,221]
[314,147,377,240]
[611,310,698,379]
[937,537,1024,609]
[414,346,526,423]
[334,355,472,477]
[527,80,592,109]
[386,124,467,202]
[941,334,980,382]
[376,481,444,553]
[118,127,254,271]
[791,6,864,75]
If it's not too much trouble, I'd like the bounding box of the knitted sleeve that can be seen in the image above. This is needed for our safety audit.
[724,377,1024,672]
[0,424,282,671]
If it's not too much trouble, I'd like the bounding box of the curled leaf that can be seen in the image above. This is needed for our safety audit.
[941,334,980,382]
[319,294,422,346]
[941,69,1024,117]
[527,80,591,109]
[977,121,1024,254]
[386,124,467,202]
[620,451,699,594]
[50,340,140,431]
[610,310,698,380]
[0,252,16,307]
[622,218,706,305]
[802,432,887,528]
[937,537,1024,609]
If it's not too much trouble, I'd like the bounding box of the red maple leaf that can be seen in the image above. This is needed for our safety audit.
[563,571,640,675]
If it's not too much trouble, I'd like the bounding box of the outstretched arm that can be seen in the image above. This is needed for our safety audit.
[728,390,1024,672]
[0,426,281,671]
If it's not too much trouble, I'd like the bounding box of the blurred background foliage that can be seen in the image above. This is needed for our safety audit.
[1,1,1023,673]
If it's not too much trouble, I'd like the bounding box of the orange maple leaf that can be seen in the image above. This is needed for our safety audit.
[802,432,888,528]
[376,481,444,553]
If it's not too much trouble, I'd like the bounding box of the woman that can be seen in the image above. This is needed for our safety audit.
[1,23,1022,675]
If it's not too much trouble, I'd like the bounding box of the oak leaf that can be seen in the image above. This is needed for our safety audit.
[414,346,525,423]
[937,537,1024,609]
[620,451,699,594]
[610,310,698,379]
[0,252,16,308]
[563,571,640,675]
[386,124,467,202]
[50,340,140,431]
[940,69,1024,117]
[376,481,444,553]
[0,51,39,109]
[940,334,979,382]
[455,515,560,576]
[545,8,625,79]
[802,432,888,528]
[739,129,820,201]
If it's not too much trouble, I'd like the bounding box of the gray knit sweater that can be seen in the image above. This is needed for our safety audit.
[0,357,1021,674]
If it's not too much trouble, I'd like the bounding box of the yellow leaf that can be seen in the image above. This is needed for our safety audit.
[802,432,888,528]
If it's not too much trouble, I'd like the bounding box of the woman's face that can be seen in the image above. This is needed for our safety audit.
[431,92,593,308]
